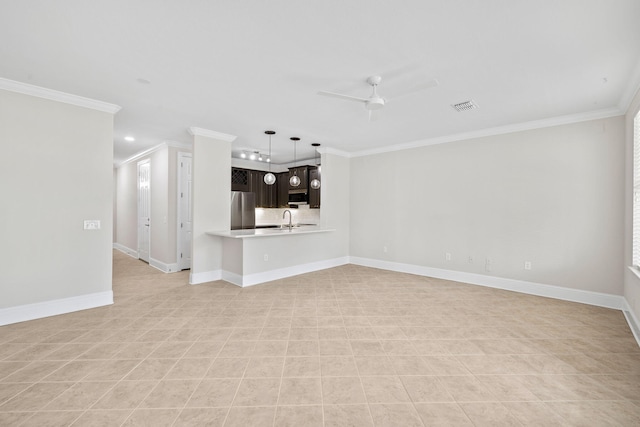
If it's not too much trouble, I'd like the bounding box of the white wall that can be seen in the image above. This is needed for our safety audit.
[115,159,138,253]
[190,131,233,283]
[150,148,169,263]
[319,152,351,256]
[0,88,115,311]
[350,117,625,295]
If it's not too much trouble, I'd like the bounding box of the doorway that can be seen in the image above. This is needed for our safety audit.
[137,159,150,263]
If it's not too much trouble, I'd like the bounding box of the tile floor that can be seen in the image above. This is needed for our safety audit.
[1,250,640,426]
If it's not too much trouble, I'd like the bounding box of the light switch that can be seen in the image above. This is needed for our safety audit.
[84,220,101,230]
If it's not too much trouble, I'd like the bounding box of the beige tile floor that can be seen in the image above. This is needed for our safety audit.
[1,250,640,426]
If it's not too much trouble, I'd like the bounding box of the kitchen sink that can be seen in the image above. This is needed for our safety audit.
[255,223,317,229]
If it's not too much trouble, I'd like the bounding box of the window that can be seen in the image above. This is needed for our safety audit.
[633,111,640,267]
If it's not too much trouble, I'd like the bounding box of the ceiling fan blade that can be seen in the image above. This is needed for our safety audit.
[317,91,369,103]
[387,78,440,99]
[368,109,381,122]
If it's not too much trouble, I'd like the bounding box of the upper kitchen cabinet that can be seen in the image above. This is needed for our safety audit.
[308,166,320,209]
[232,166,319,209]
[289,166,308,191]
[250,170,277,208]
[231,167,276,208]
[277,172,290,208]
[231,167,250,192]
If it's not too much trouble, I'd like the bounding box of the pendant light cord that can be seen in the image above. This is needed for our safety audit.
[268,134,272,172]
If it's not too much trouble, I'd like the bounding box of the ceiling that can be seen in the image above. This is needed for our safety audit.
[2,1,639,165]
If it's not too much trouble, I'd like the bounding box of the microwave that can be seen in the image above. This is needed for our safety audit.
[288,192,308,204]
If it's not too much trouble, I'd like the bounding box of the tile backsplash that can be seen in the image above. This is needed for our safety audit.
[255,206,320,226]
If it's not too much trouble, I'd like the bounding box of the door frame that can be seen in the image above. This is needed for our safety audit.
[177,152,193,270]
[137,159,151,263]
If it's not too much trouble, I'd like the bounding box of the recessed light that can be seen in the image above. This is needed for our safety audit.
[240,151,247,159]
[124,136,135,142]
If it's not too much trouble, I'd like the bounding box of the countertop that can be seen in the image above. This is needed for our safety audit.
[207,225,334,239]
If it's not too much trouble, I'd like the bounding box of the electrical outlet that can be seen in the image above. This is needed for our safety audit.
[383,246,388,253]
[485,257,492,272]
[263,254,268,261]
[524,261,532,270]
[84,220,100,230]
[445,252,452,261]
[468,256,473,263]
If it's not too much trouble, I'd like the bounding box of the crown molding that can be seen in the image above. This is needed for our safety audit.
[231,158,288,173]
[350,106,624,158]
[0,77,121,114]
[165,140,192,150]
[317,147,352,158]
[115,140,191,168]
[116,144,165,168]
[188,127,237,142]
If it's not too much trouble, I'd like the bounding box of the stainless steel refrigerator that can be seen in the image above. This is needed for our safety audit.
[230,191,256,230]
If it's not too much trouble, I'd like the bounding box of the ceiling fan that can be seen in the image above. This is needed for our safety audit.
[318,75,439,121]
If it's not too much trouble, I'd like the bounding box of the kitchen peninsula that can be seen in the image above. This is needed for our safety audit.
[207,225,336,287]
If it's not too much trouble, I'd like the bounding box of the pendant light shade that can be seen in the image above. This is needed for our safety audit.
[263,130,276,185]
[289,137,301,187]
[310,142,321,189]
[264,173,276,185]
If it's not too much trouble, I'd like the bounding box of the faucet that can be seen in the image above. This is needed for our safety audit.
[282,209,292,231]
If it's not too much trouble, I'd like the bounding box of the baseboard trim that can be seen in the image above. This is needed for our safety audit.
[190,270,222,285]
[622,299,640,348]
[232,256,350,287]
[149,258,180,274]
[0,291,114,326]
[221,271,244,287]
[113,243,138,259]
[349,257,626,310]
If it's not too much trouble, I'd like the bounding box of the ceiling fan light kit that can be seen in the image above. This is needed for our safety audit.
[318,74,439,121]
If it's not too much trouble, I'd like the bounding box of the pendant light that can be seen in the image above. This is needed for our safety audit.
[263,130,276,185]
[289,137,301,187]
[310,143,321,189]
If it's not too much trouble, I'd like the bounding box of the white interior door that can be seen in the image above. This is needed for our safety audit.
[178,153,192,270]
[138,160,150,263]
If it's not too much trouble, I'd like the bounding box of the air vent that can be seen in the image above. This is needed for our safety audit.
[452,100,478,112]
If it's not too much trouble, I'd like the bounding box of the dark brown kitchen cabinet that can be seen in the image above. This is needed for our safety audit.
[231,168,250,192]
[249,170,263,207]
[249,170,277,208]
[288,166,308,191]
[308,166,321,209]
[262,174,277,208]
[276,172,290,207]
[233,167,315,208]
